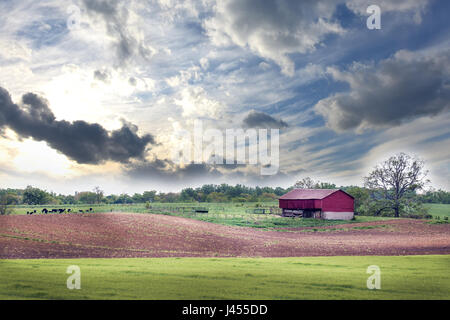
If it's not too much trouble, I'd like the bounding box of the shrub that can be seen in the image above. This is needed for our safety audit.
[400,212,432,219]
[0,194,14,215]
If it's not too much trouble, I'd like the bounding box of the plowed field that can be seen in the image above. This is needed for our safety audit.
[1,213,449,259]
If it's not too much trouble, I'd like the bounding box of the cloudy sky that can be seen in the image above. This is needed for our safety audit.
[0,0,449,194]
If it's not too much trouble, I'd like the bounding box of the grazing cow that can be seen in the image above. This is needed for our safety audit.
[68,209,71,213]
[79,209,84,213]
[58,209,65,214]
[51,209,58,213]
[42,208,48,214]
[26,211,30,215]
[33,210,36,213]
[89,208,93,212]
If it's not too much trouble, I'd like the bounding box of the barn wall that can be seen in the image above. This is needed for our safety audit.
[321,190,354,212]
[279,199,322,209]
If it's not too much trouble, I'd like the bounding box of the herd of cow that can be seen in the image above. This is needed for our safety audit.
[26,208,94,215]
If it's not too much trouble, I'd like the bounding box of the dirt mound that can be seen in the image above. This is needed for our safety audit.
[1,213,449,259]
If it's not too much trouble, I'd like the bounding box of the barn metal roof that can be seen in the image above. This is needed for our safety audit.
[279,189,342,200]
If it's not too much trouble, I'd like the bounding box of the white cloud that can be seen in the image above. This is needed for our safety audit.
[174,86,226,119]
[204,0,344,76]
[0,40,32,61]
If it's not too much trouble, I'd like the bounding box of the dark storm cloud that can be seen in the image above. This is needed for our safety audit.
[243,110,288,129]
[126,161,221,194]
[124,159,290,188]
[82,0,152,67]
[0,87,155,164]
[314,50,450,131]
[125,160,223,182]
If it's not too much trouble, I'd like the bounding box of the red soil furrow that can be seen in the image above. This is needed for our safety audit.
[0,213,449,259]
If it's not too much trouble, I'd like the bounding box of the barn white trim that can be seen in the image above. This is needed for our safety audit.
[322,211,354,220]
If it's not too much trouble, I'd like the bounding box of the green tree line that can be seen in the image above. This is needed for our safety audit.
[1,153,448,217]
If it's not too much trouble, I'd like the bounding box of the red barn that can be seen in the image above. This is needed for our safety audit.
[279,189,354,220]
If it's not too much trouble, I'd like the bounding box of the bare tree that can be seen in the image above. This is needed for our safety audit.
[293,177,336,189]
[364,153,429,217]
[93,186,104,204]
[293,177,317,189]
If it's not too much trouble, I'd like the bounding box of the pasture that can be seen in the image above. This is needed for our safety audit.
[10,202,279,215]
[10,201,450,230]
[8,202,392,230]
[0,255,448,300]
[425,203,450,219]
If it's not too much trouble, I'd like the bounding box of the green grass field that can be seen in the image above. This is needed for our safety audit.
[10,202,278,215]
[425,203,450,218]
[0,255,448,300]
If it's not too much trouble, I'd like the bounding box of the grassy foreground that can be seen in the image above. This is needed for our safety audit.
[0,255,449,300]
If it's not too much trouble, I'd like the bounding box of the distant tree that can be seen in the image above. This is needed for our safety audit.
[201,184,216,196]
[316,182,337,189]
[0,194,14,215]
[93,187,104,204]
[143,191,157,202]
[105,194,118,204]
[194,191,206,202]
[344,186,371,215]
[260,192,278,201]
[114,193,133,204]
[419,189,450,204]
[364,153,429,217]
[23,186,51,205]
[132,193,143,203]
[293,177,316,189]
[180,188,196,202]
[206,192,228,202]
[62,195,77,204]
[160,192,180,203]
[76,191,98,204]
[274,187,287,196]
[3,193,20,205]
[293,177,336,189]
